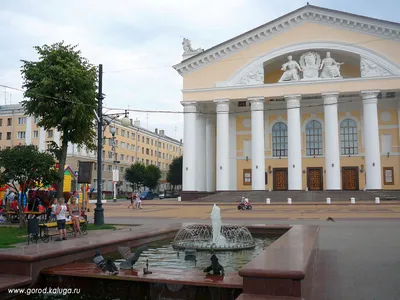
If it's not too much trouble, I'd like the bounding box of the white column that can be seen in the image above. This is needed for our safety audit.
[322,92,341,190]
[214,99,230,191]
[285,95,302,190]
[229,114,237,190]
[196,112,206,191]
[181,101,197,191]
[205,117,216,192]
[39,127,46,152]
[361,91,382,189]
[25,116,32,145]
[249,97,265,190]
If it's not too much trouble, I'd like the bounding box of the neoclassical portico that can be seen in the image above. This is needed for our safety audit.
[175,4,400,197]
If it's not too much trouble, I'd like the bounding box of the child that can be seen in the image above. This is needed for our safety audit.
[55,198,67,241]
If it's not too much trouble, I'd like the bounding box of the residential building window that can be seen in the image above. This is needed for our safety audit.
[121,130,125,137]
[6,132,11,140]
[132,133,135,140]
[33,130,38,138]
[0,133,2,140]
[146,138,149,144]
[305,120,323,156]
[151,140,153,146]
[146,159,149,165]
[132,145,135,151]
[151,150,153,156]
[114,153,118,160]
[34,116,39,124]
[127,143,130,149]
[131,156,135,162]
[272,122,288,157]
[121,154,125,161]
[340,119,358,155]
[7,118,12,126]
[137,146,140,153]
[120,142,125,149]
[142,148,144,154]
[17,131,26,139]
[146,148,149,155]
[116,128,119,135]
[127,132,130,138]
[102,150,105,159]
[120,167,124,173]
[0,119,3,126]
[138,135,140,141]
[107,165,112,172]
[142,136,144,143]
[18,117,26,125]
[108,151,113,159]
[108,139,113,146]
[47,130,53,138]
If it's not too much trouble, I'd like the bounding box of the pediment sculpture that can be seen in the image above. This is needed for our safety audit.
[278,55,302,82]
[237,64,264,85]
[300,51,321,80]
[182,38,204,60]
[360,57,391,77]
[278,51,344,82]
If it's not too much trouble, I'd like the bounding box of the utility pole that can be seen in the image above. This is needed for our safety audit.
[95,64,104,226]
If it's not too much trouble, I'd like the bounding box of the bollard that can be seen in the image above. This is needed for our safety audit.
[266,198,271,204]
[326,197,331,204]
[178,196,181,202]
[350,197,355,204]
[375,197,380,204]
[287,198,292,204]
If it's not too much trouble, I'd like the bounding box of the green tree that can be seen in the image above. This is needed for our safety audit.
[167,156,182,191]
[21,41,98,198]
[143,165,162,191]
[125,163,146,191]
[0,145,60,226]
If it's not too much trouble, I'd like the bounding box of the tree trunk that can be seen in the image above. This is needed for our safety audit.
[56,139,69,198]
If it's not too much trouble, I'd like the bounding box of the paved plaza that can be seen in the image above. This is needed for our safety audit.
[86,200,400,300]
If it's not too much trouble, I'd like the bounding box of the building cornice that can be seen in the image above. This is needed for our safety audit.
[173,5,400,76]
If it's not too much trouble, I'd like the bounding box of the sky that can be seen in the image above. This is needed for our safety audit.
[0,0,398,142]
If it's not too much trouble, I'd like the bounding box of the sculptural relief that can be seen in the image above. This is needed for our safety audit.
[237,64,264,85]
[278,56,302,82]
[299,51,321,80]
[360,57,391,77]
[182,38,204,60]
[320,52,344,79]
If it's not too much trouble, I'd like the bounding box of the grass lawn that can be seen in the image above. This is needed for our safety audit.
[0,226,27,248]
[86,224,117,230]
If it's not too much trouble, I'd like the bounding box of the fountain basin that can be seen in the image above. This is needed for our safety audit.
[172,224,256,251]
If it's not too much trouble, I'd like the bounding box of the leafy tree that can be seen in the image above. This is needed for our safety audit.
[125,163,146,191]
[21,41,98,198]
[143,165,162,191]
[0,145,60,226]
[167,156,182,191]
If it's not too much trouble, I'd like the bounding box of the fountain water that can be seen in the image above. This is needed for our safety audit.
[172,204,255,251]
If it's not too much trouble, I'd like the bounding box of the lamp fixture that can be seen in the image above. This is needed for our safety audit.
[360,164,364,173]
[268,165,272,174]
[246,156,249,161]
[387,152,390,158]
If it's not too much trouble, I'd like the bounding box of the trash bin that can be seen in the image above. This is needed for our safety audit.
[27,218,39,245]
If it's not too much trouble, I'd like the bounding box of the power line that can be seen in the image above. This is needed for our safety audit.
[0,83,385,116]
[103,37,390,73]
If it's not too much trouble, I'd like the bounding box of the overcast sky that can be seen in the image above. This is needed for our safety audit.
[0,0,398,141]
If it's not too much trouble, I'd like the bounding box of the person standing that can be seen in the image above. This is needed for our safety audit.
[128,191,135,209]
[55,198,67,241]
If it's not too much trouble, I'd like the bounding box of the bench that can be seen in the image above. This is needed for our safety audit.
[36,219,88,243]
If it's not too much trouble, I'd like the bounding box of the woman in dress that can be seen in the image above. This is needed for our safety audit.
[68,197,81,237]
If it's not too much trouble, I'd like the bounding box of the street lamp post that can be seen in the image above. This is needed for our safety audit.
[109,126,119,202]
[94,64,131,225]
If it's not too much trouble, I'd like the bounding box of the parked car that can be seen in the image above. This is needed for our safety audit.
[139,191,159,200]
[159,191,179,199]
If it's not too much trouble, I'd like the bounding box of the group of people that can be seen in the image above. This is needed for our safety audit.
[128,191,142,209]
[48,195,84,241]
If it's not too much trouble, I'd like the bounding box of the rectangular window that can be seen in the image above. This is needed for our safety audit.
[381,134,392,154]
[127,132,130,138]
[146,159,149,165]
[34,116,39,124]
[142,136,144,143]
[146,148,149,155]
[107,165,112,172]
[6,132,11,140]
[146,138,149,144]
[33,130,39,138]
[151,140,153,146]
[0,119,3,126]
[17,131,26,139]
[18,117,26,125]
[47,130,53,138]
[243,140,252,158]
[243,169,252,186]
[151,150,153,156]
[7,118,12,126]
[132,133,135,140]
[383,167,394,185]
[138,135,140,141]
[121,130,125,137]
[0,132,2,140]
[108,151,113,159]
[121,154,125,161]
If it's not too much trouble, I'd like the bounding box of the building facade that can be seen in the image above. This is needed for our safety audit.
[0,104,183,193]
[174,5,400,197]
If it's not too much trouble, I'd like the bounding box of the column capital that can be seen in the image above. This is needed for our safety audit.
[284,94,301,109]
[248,96,264,111]
[361,90,380,104]
[322,92,339,105]
[181,101,197,113]
[214,98,230,113]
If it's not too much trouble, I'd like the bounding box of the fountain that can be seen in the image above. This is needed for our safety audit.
[172,204,255,251]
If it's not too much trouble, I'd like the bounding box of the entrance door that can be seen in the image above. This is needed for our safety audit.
[307,167,323,191]
[342,167,359,190]
[273,168,288,191]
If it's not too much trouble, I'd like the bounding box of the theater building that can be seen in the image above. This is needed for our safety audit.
[173,5,400,198]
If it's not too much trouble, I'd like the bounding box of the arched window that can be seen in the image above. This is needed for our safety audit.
[272,122,288,157]
[306,120,323,156]
[340,119,358,155]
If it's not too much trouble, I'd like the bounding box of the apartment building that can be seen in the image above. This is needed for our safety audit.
[0,104,183,193]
